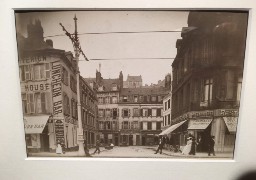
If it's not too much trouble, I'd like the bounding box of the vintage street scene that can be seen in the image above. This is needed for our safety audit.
[15,10,247,158]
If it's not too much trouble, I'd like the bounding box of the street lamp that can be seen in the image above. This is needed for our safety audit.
[60,15,89,156]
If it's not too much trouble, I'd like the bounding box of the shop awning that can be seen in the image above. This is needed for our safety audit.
[159,120,187,135]
[188,119,212,130]
[23,115,49,134]
[223,117,238,133]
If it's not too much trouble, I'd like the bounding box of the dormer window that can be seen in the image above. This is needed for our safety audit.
[112,84,117,91]
[98,86,104,91]
[123,96,128,102]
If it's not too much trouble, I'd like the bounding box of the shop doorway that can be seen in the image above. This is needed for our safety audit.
[142,136,145,146]
[129,135,133,146]
[196,125,211,152]
[41,125,49,152]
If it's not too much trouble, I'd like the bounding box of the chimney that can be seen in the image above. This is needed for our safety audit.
[46,39,53,48]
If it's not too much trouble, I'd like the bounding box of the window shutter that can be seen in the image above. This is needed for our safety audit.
[117,108,119,117]
[140,109,143,116]
[103,109,105,118]
[110,97,112,104]
[121,109,124,117]
[128,109,131,117]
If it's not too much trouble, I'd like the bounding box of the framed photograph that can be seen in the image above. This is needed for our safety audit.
[1,1,256,180]
[15,10,247,160]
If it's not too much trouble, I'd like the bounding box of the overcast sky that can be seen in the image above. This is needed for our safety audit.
[15,11,189,85]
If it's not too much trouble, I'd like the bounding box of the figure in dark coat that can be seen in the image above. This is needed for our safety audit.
[189,137,196,155]
[208,136,216,156]
[154,137,164,154]
[94,140,101,154]
[84,140,92,157]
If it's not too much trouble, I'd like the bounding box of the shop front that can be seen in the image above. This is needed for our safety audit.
[24,115,50,153]
[99,131,119,146]
[141,130,161,146]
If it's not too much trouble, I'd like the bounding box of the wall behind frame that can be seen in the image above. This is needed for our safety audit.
[1,1,256,180]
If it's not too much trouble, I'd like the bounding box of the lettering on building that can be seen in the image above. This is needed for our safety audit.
[19,56,47,64]
[54,119,65,146]
[52,62,63,115]
[23,83,50,92]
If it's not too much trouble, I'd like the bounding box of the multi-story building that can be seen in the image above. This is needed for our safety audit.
[118,86,168,146]
[18,19,98,153]
[18,20,79,152]
[170,11,247,152]
[123,75,142,88]
[80,77,98,148]
[86,70,123,146]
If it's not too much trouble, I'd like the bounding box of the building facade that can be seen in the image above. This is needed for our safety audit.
[118,87,168,146]
[80,77,98,148]
[123,75,142,88]
[18,20,97,153]
[170,12,247,152]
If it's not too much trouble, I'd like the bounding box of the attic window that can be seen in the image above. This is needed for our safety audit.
[123,96,128,102]
[98,86,104,91]
[112,84,117,91]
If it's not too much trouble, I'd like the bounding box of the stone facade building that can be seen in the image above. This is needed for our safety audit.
[170,11,247,152]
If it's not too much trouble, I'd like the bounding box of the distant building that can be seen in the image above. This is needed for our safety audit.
[123,75,142,88]
[85,71,123,145]
[170,11,247,152]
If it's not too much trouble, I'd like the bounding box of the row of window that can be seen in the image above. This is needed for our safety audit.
[98,108,163,118]
[99,121,118,130]
[120,95,163,103]
[20,64,50,81]
[82,110,95,127]
[98,121,161,130]
[62,67,77,93]
[63,94,78,119]
[98,96,118,104]
[22,92,51,114]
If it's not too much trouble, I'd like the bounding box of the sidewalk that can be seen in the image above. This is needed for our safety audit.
[148,146,233,159]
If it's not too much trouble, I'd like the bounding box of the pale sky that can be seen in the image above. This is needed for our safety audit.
[15,11,189,85]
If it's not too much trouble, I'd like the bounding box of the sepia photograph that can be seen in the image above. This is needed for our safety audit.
[15,10,248,159]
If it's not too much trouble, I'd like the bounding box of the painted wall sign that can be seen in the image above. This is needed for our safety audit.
[214,109,239,117]
[21,82,50,92]
[52,62,63,116]
[19,56,47,64]
[223,117,238,132]
[54,119,65,146]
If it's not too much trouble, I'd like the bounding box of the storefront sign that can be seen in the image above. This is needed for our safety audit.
[172,110,213,124]
[52,62,63,116]
[19,55,47,64]
[54,119,65,146]
[188,119,212,130]
[223,117,238,132]
[214,109,239,117]
[22,82,50,92]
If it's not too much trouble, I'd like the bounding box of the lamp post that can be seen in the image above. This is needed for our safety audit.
[60,15,89,156]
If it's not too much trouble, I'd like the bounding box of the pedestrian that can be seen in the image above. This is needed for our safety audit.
[93,140,101,154]
[84,139,92,157]
[154,137,164,154]
[189,137,197,155]
[208,136,216,156]
[197,136,203,152]
[56,140,63,155]
[182,137,192,155]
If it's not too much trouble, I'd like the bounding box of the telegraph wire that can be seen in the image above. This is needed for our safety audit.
[44,30,182,38]
[88,57,175,61]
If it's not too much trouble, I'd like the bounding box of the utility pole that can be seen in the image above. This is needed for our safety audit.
[60,15,88,156]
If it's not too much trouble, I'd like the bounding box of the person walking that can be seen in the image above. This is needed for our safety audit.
[84,139,92,157]
[208,136,216,156]
[189,137,197,155]
[93,140,101,154]
[182,137,192,155]
[154,137,164,154]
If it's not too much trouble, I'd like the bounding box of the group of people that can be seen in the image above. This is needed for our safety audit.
[154,134,216,156]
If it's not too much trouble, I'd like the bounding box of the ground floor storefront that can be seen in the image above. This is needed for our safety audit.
[24,115,79,153]
[167,109,238,153]
[99,131,120,146]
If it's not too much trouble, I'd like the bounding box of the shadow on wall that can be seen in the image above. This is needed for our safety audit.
[236,170,256,180]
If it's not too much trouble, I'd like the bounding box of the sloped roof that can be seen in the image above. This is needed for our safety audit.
[127,75,142,82]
